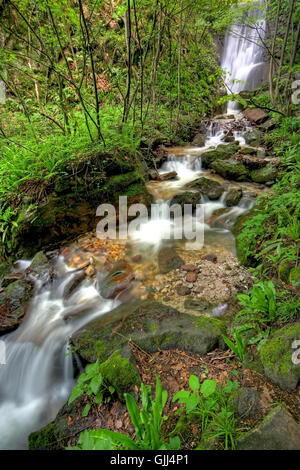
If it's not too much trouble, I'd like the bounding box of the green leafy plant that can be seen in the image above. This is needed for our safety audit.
[68,375,180,450]
[68,360,115,416]
[172,376,240,449]
[222,330,249,362]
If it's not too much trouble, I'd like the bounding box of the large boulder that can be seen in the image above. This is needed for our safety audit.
[243,108,269,125]
[236,406,300,450]
[185,177,224,200]
[244,130,262,147]
[0,279,34,334]
[259,324,300,390]
[170,191,201,211]
[158,247,184,274]
[71,300,227,363]
[211,159,248,181]
[192,133,206,147]
[250,165,278,183]
[200,150,231,168]
[224,188,243,207]
[216,143,240,155]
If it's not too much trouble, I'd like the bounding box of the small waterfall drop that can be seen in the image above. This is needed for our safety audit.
[0,260,119,449]
[221,1,267,114]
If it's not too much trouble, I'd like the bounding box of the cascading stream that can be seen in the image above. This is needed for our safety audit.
[0,262,118,449]
[0,3,264,448]
[221,1,267,114]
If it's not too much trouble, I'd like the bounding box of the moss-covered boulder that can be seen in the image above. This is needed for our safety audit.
[200,150,231,168]
[278,260,293,283]
[259,324,300,390]
[185,177,224,200]
[236,406,300,450]
[98,350,140,400]
[250,165,278,184]
[240,147,258,156]
[29,251,50,277]
[244,130,262,147]
[225,188,243,207]
[170,191,201,211]
[216,143,240,155]
[211,159,248,181]
[71,300,227,363]
[192,133,206,147]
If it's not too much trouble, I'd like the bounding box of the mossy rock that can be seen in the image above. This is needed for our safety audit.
[211,159,248,181]
[216,143,240,155]
[29,251,50,276]
[99,350,140,400]
[185,177,224,200]
[71,300,228,363]
[224,188,243,207]
[236,405,300,450]
[28,423,64,451]
[250,165,277,184]
[244,130,262,147]
[170,191,201,211]
[289,265,300,285]
[102,169,143,194]
[259,324,300,390]
[240,147,258,156]
[200,150,231,168]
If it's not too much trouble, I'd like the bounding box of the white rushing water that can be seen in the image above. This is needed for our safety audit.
[221,1,267,114]
[0,260,118,449]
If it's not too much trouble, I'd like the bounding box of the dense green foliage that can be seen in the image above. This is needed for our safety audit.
[68,375,181,450]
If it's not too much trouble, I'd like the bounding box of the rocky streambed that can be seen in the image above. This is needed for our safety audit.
[0,110,299,450]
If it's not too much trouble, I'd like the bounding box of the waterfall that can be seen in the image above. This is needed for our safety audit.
[221,1,267,114]
[0,260,118,449]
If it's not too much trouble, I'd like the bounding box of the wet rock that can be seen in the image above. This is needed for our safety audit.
[29,251,50,277]
[71,300,228,363]
[158,247,184,274]
[216,143,240,155]
[176,286,192,296]
[240,147,258,156]
[181,264,198,272]
[157,171,178,181]
[211,159,248,181]
[0,279,34,334]
[225,188,243,207]
[250,165,278,184]
[243,108,269,125]
[200,150,231,168]
[222,135,235,143]
[99,261,135,299]
[186,272,198,283]
[244,129,262,147]
[236,406,300,450]
[259,323,300,390]
[170,191,201,211]
[148,169,159,180]
[185,177,224,200]
[192,133,206,147]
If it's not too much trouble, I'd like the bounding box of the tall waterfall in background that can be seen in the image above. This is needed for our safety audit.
[221,1,267,114]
